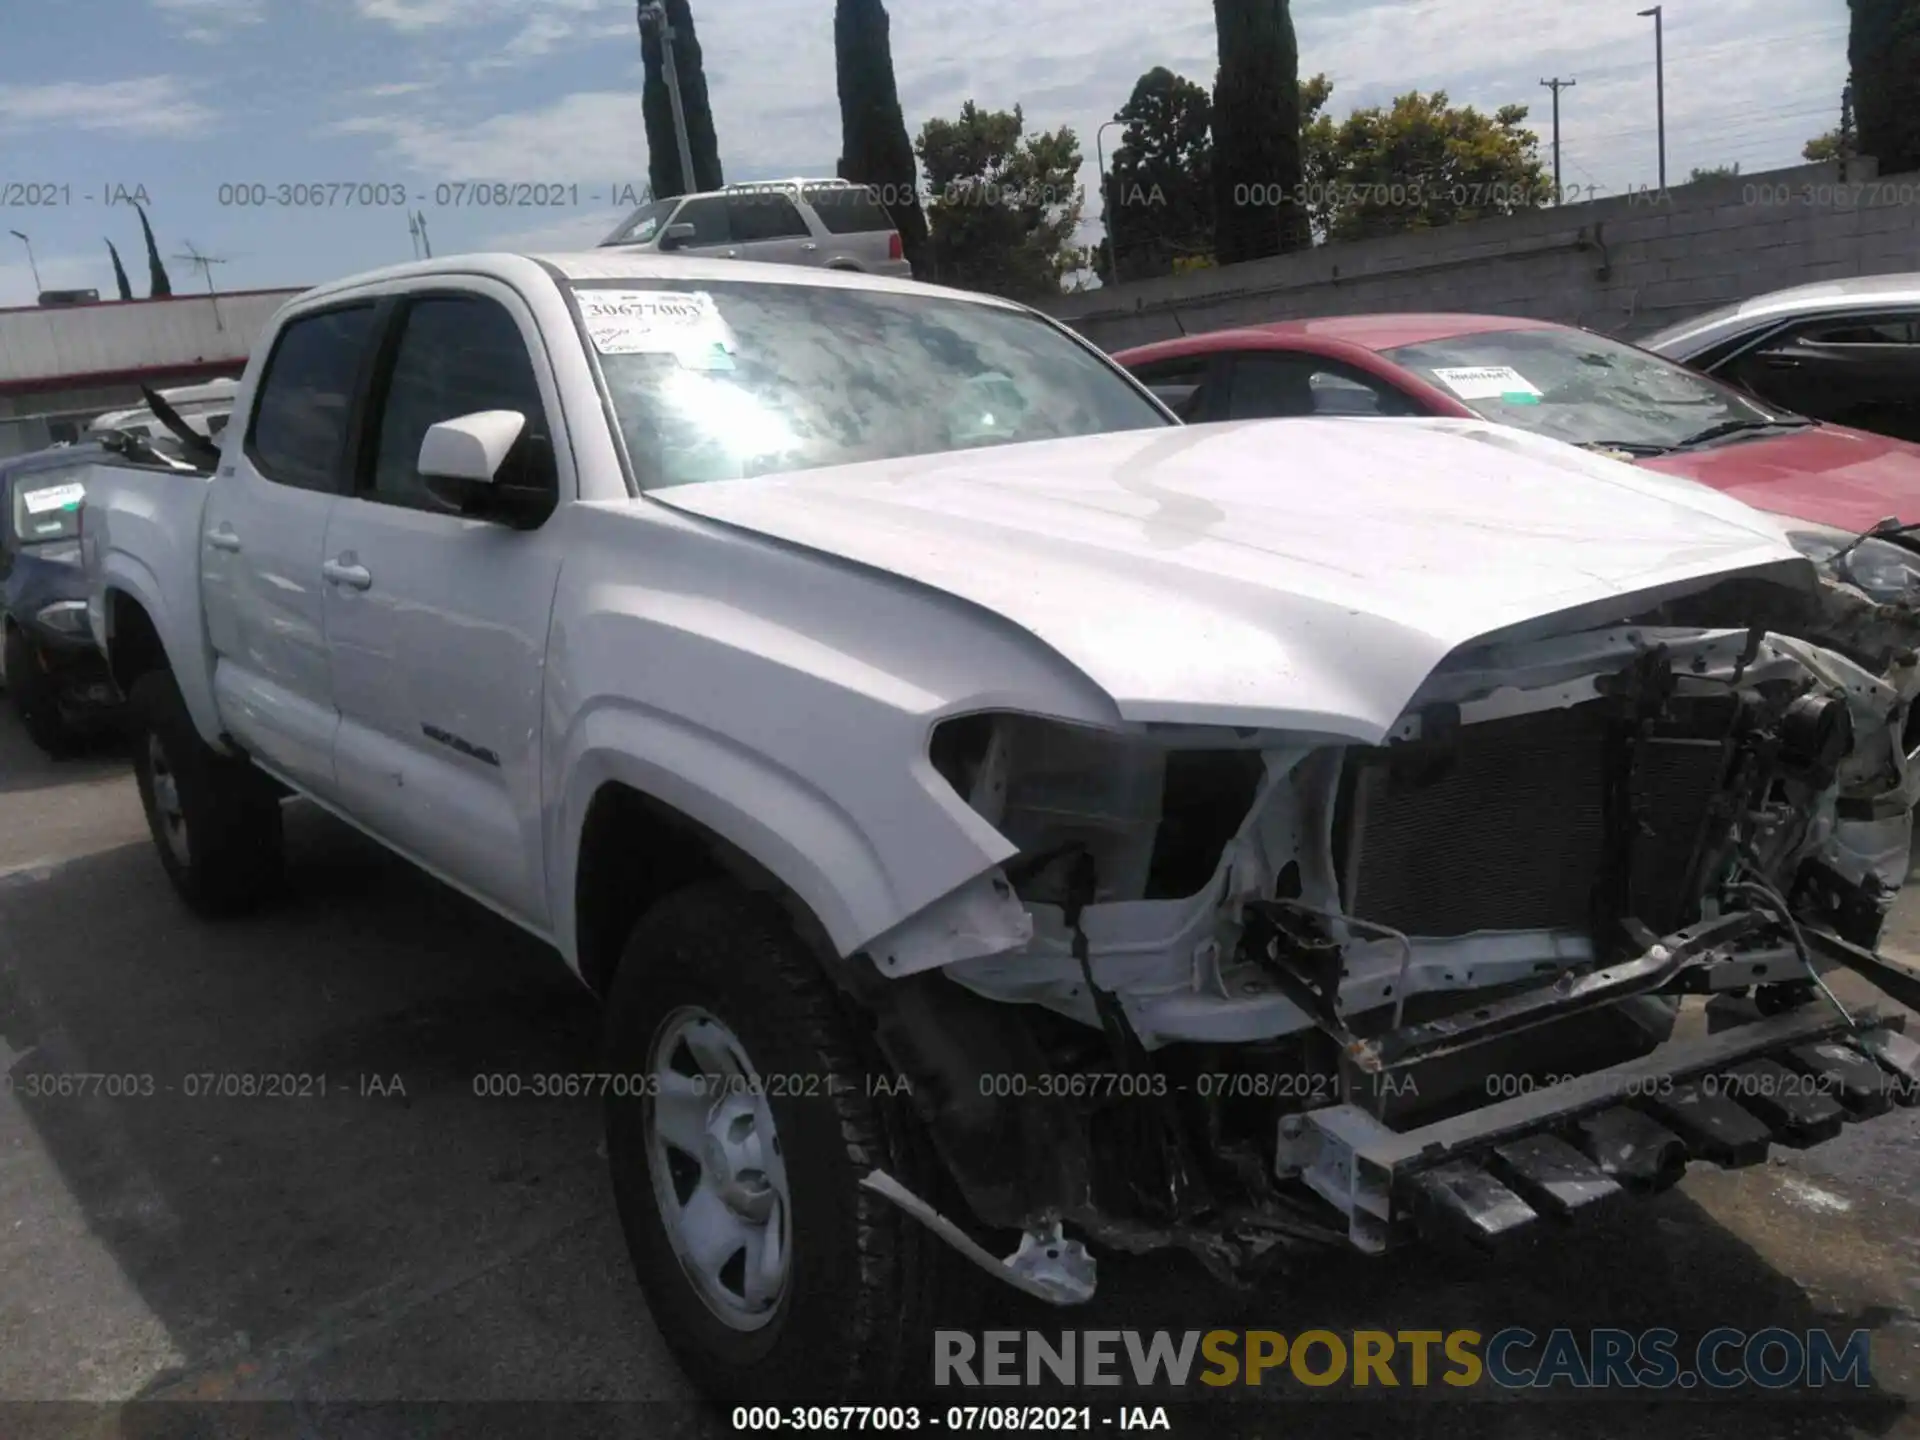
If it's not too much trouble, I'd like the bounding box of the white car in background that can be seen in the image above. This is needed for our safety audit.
[600,178,913,277]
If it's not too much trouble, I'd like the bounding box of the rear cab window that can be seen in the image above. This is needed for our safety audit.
[245,304,380,491]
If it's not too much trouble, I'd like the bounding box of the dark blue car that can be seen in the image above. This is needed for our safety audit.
[1,444,121,754]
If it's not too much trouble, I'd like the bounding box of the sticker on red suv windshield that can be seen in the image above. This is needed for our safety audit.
[1431,365,1542,401]
[579,289,735,365]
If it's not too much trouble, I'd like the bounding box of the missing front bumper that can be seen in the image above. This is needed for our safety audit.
[1291,1004,1919,1254]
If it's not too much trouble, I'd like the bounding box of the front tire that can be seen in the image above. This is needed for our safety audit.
[4,625,82,758]
[128,668,284,916]
[603,883,973,1403]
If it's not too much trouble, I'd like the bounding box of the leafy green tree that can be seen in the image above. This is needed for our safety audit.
[1803,129,1847,161]
[105,239,134,300]
[640,0,723,198]
[835,0,929,274]
[1300,87,1549,243]
[134,202,171,297]
[1211,0,1309,263]
[915,103,1084,301]
[1849,0,1919,174]
[1688,162,1740,181]
[1804,83,1859,163]
[1103,67,1214,282]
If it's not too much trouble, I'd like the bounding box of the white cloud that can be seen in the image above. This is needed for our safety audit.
[354,0,614,35]
[151,0,267,41]
[331,89,649,185]
[0,77,216,138]
[358,80,438,98]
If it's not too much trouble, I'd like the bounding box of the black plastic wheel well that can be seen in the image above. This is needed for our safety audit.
[104,590,167,694]
[573,782,831,999]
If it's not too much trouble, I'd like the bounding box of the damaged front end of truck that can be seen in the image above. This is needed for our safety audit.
[847,565,1920,1301]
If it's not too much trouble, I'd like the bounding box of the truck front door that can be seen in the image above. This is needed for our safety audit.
[202,302,379,796]
[319,283,566,932]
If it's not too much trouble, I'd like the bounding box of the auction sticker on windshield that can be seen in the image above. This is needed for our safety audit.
[21,482,85,514]
[580,289,735,368]
[1432,365,1543,401]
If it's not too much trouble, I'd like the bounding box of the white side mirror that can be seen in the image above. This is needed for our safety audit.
[418,410,526,484]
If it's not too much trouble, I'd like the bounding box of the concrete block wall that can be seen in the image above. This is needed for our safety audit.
[1045,160,1920,351]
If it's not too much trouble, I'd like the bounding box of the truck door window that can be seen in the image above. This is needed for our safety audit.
[1128,357,1214,421]
[1226,352,1416,419]
[672,196,732,247]
[246,304,379,492]
[367,294,554,513]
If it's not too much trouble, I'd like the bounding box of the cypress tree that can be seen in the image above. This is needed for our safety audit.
[134,203,172,297]
[1849,0,1919,174]
[106,239,134,300]
[640,0,724,198]
[834,0,929,273]
[1211,0,1309,265]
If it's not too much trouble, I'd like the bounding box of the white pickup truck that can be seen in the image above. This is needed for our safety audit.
[79,250,1920,1403]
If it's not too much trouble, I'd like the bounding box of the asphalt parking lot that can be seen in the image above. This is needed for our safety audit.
[3,706,1919,1438]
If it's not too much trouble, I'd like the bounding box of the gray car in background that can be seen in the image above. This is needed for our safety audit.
[599,178,913,278]
[1643,273,1920,444]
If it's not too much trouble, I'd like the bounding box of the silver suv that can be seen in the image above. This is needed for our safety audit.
[598,178,912,277]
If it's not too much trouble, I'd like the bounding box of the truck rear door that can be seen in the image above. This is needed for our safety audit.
[202,302,380,796]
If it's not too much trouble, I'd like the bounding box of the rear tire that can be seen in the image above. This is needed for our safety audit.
[128,668,284,916]
[603,882,978,1404]
[4,626,82,758]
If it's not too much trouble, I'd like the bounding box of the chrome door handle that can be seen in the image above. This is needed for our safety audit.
[321,557,372,590]
[723,248,739,258]
[801,241,818,252]
[207,526,241,552]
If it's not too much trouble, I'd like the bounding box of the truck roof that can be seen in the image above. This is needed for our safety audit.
[290,251,1016,313]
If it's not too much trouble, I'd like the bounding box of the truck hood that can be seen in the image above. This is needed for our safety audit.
[653,417,1809,740]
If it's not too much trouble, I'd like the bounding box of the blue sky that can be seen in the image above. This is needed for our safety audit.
[0,0,1851,306]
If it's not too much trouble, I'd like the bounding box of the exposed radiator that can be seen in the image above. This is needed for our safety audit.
[1336,702,1732,939]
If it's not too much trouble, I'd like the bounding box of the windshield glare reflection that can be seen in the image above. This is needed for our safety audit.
[575,279,1168,489]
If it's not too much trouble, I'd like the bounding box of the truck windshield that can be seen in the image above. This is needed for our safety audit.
[571,279,1170,489]
[9,474,85,544]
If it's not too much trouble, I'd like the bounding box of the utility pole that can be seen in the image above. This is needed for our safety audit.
[1539,78,1576,203]
[1096,117,1123,281]
[1637,5,1667,192]
[8,230,41,293]
[639,2,698,195]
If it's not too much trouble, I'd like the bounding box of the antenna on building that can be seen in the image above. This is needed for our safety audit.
[171,241,232,328]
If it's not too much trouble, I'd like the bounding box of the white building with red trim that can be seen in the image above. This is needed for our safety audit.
[0,287,306,457]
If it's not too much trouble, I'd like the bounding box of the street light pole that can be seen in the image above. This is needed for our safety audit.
[8,230,41,294]
[640,1,698,195]
[1637,5,1667,192]
[1539,78,1576,204]
[1095,118,1123,280]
